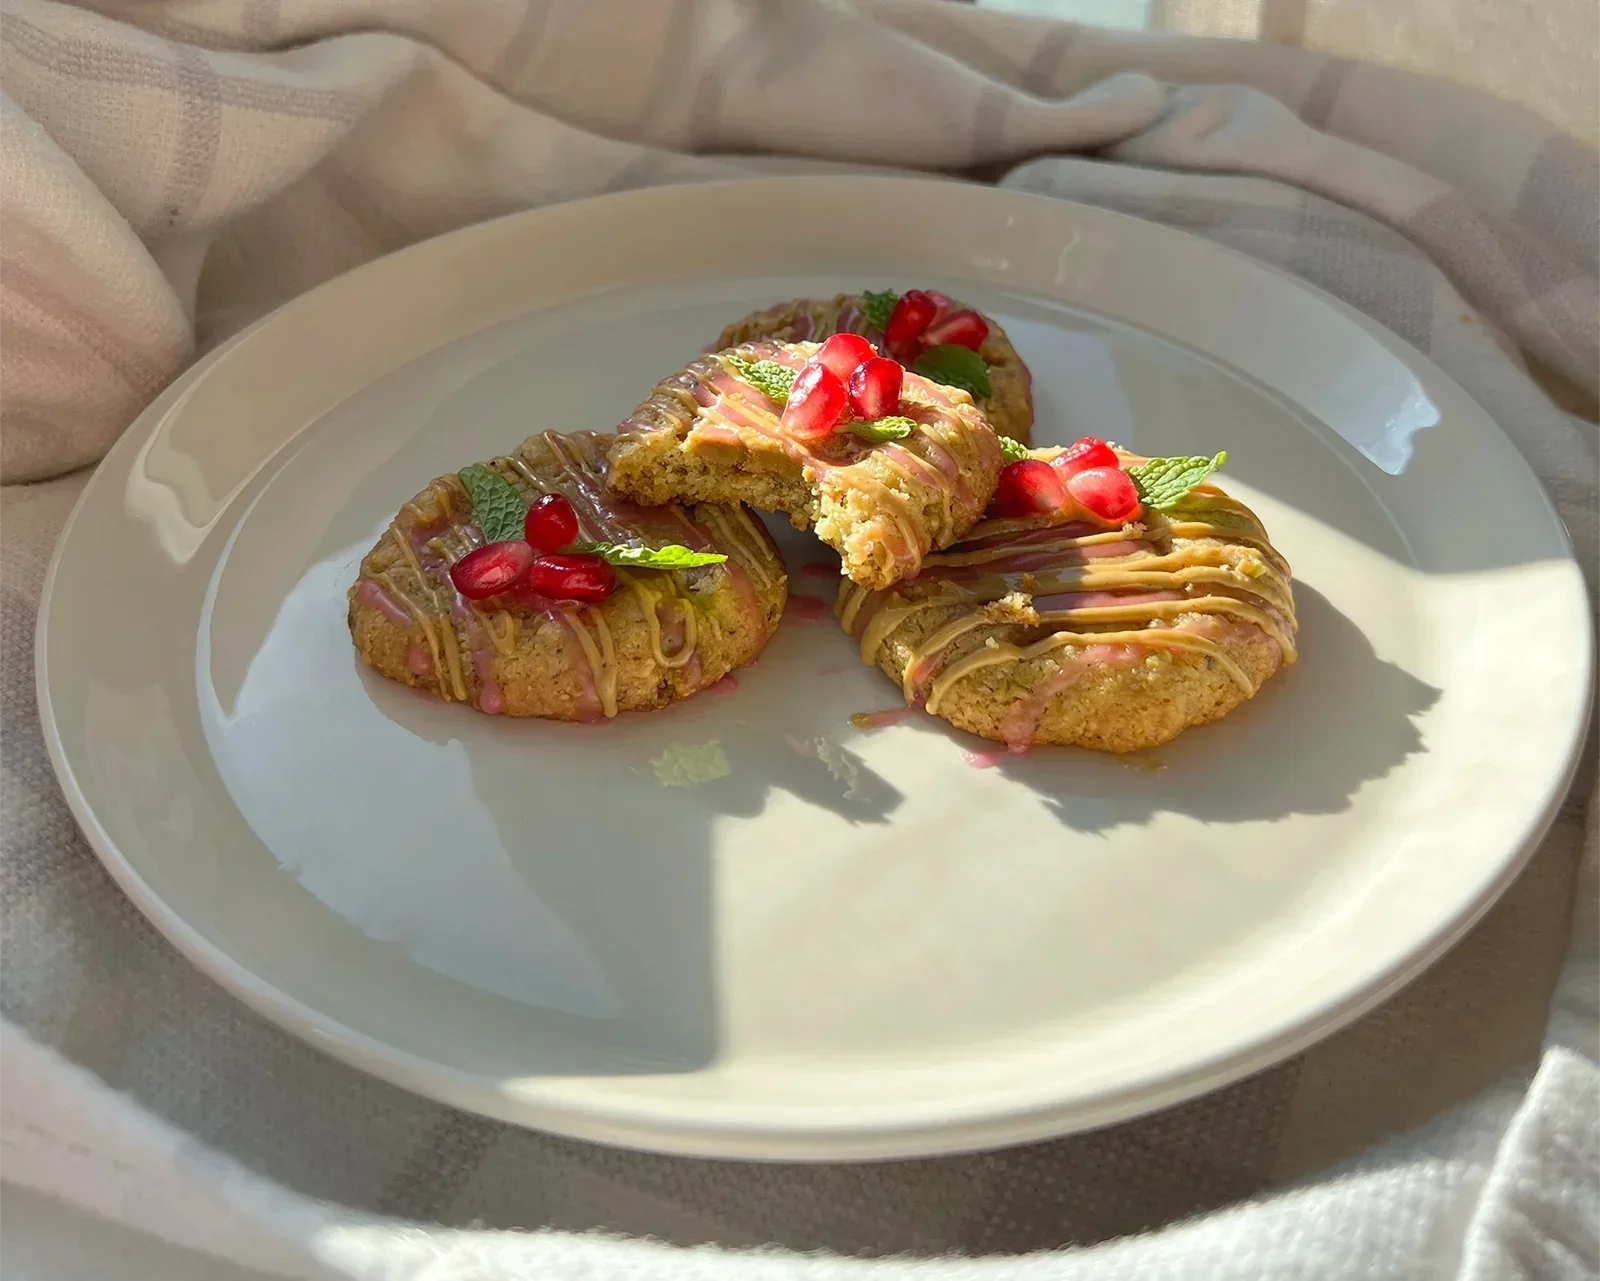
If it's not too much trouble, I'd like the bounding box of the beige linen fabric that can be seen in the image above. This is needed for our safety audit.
[1,2,1595,1277]
[1155,0,1599,149]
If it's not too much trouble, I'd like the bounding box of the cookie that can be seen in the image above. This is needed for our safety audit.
[835,472,1297,754]
[713,292,1033,446]
[349,430,787,719]
[606,340,1003,591]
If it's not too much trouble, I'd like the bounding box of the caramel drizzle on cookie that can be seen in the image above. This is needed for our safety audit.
[836,484,1297,718]
[352,431,771,716]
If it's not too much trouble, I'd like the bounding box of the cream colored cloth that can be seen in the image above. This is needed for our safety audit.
[1155,0,1600,149]
[1,2,1596,1277]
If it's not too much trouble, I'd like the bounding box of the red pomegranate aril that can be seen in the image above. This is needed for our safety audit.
[921,308,990,351]
[885,335,921,365]
[525,552,617,603]
[813,332,877,380]
[991,459,1067,517]
[1066,466,1142,523]
[524,492,580,553]
[1051,435,1119,480]
[924,291,953,324]
[781,362,849,440]
[450,540,535,600]
[883,290,940,355]
[847,356,904,420]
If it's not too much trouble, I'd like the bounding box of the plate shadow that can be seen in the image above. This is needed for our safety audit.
[880,583,1441,833]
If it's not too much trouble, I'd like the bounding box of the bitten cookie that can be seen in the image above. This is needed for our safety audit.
[606,340,1003,591]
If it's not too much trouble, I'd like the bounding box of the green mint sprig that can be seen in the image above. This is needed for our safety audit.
[458,464,527,543]
[573,542,728,569]
[456,465,731,567]
[847,416,916,444]
[725,353,796,404]
[1128,452,1227,510]
[998,437,1030,463]
[912,344,992,399]
[859,290,900,332]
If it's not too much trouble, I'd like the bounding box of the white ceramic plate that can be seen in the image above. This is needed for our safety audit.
[39,178,1592,1160]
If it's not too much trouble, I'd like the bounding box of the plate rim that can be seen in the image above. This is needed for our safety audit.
[36,175,1595,1161]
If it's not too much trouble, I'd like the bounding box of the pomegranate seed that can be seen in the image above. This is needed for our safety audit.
[885,336,919,365]
[781,362,849,440]
[1050,436,1118,480]
[525,552,617,602]
[921,309,989,351]
[847,356,904,420]
[524,493,579,553]
[450,541,535,600]
[925,291,953,324]
[813,332,877,380]
[884,290,940,357]
[991,459,1067,518]
[1066,466,1142,523]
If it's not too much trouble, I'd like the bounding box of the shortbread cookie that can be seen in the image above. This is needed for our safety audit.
[714,290,1033,446]
[835,446,1297,753]
[349,430,787,719]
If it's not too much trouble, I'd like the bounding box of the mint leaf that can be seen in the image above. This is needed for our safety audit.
[998,437,1030,463]
[459,464,527,543]
[848,415,916,444]
[860,290,899,333]
[1128,452,1227,510]
[573,541,728,569]
[913,344,992,399]
[725,353,796,404]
